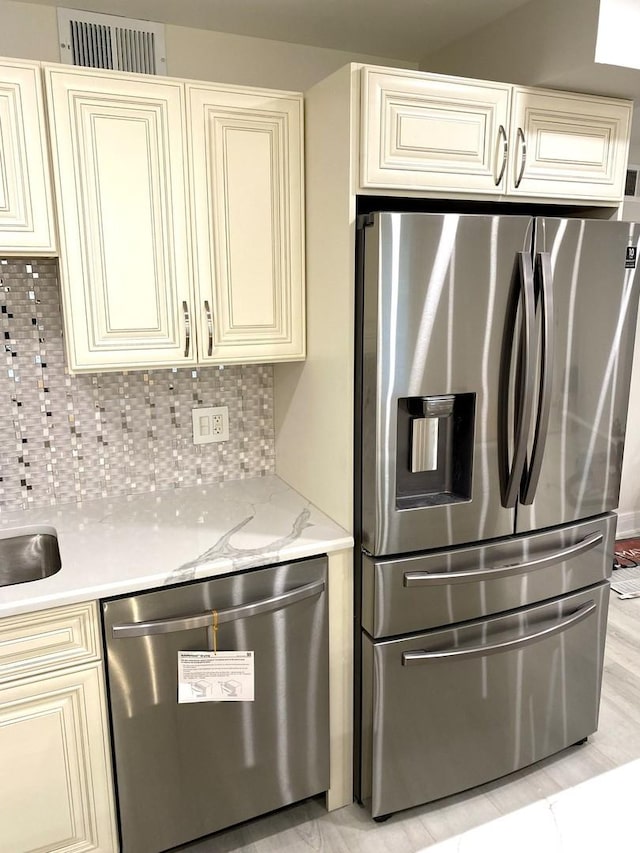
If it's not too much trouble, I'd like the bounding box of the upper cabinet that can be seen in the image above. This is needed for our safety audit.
[188,84,304,364]
[0,58,56,253]
[359,66,632,204]
[44,64,305,373]
[45,67,194,372]
[507,87,631,201]
[361,67,511,194]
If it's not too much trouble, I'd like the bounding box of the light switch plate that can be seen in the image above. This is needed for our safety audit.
[192,406,229,444]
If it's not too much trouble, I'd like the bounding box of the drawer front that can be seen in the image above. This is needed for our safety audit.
[0,601,101,684]
[360,67,511,193]
[361,584,609,817]
[362,514,614,637]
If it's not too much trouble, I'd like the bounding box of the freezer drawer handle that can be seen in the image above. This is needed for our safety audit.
[403,530,603,587]
[401,599,596,665]
[110,578,325,638]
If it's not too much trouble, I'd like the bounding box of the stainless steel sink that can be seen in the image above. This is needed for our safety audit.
[0,529,61,588]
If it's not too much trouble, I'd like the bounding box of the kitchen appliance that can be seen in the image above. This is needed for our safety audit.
[355,212,640,818]
[102,556,328,853]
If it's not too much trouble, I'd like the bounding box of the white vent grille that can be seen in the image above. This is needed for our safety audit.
[57,8,166,75]
[625,165,640,199]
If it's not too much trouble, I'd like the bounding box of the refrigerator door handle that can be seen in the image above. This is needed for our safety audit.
[403,530,603,586]
[498,251,536,508]
[522,251,555,504]
[401,600,596,664]
[111,579,326,638]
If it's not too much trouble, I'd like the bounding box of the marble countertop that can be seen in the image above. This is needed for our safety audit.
[0,475,352,618]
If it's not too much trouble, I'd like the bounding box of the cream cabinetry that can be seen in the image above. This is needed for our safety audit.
[361,67,511,193]
[0,58,56,253]
[360,65,632,203]
[45,66,196,372]
[0,602,117,853]
[188,84,304,363]
[508,87,631,201]
[44,64,305,373]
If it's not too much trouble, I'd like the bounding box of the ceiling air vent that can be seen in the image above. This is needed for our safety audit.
[57,7,166,75]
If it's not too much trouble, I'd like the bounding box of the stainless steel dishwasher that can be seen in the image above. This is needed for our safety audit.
[101,556,329,853]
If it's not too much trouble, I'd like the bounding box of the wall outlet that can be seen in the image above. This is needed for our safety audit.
[192,406,229,445]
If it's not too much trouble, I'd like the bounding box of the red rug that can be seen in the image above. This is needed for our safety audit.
[614,538,640,569]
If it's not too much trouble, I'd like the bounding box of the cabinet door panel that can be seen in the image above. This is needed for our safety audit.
[189,85,305,362]
[0,664,117,853]
[0,59,56,253]
[360,67,511,193]
[45,66,196,372]
[509,88,631,201]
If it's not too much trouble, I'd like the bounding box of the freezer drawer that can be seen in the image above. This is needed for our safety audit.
[102,556,329,853]
[362,514,614,637]
[360,583,609,818]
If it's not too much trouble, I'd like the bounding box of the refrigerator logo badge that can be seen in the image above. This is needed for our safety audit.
[626,247,637,268]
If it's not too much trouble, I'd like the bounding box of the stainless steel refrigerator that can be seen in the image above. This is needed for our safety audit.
[355,211,640,818]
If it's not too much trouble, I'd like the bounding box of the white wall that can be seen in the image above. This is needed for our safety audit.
[419,0,598,87]
[0,0,60,62]
[0,0,415,89]
[420,0,640,101]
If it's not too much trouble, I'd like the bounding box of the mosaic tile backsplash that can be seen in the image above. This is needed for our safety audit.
[0,258,275,512]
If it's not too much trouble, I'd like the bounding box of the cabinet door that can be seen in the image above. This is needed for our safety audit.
[45,65,196,372]
[0,664,117,853]
[188,84,305,362]
[360,67,511,193]
[508,87,631,201]
[0,59,56,253]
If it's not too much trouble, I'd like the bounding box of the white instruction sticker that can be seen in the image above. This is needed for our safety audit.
[177,650,255,703]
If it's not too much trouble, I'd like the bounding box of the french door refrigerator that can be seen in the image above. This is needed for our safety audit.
[355,211,640,818]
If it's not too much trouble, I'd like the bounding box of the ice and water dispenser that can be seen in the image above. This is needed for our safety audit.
[396,393,475,509]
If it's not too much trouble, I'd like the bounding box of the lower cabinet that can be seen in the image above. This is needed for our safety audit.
[0,604,117,853]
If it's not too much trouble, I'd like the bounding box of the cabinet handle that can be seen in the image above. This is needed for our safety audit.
[495,124,508,185]
[183,301,191,358]
[204,300,213,357]
[515,126,527,188]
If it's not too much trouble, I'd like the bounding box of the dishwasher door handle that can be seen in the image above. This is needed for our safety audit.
[111,578,325,638]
